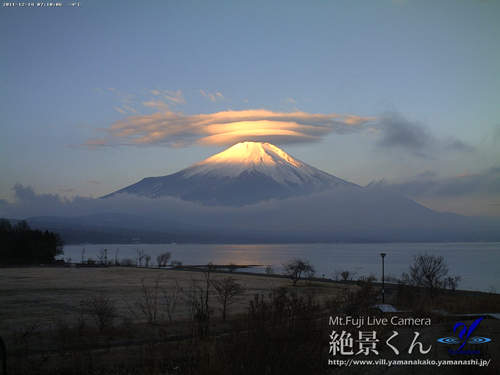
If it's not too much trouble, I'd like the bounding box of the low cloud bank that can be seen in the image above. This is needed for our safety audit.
[373,112,475,158]
[2,184,498,242]
[372,166,500,197]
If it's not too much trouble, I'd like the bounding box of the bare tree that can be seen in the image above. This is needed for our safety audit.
[97,248,108,265]
[157,252,171,268]
[183,279,210,336]
[182,263,214,336]
[136,249,146,267]
[403,254,458,296]
[339,270,356,281]
[202,263,214,323]
[444,276,461,291]
[131,277,182,324]
[211,277,244,321]
[283,258,315,286]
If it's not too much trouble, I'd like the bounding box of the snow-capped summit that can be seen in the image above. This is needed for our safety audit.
[188,142,304,178]
[183,141,351,187]
[104,141,358,205]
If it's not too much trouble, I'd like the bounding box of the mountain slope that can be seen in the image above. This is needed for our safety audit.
[104,142,358,205]
[25,189,500,243]
[16,140,500,242]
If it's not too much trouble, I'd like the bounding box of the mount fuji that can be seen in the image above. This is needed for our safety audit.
[105,142,359,205]
[18,141,499,243]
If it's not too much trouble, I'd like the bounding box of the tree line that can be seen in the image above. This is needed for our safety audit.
[0,219,63,265]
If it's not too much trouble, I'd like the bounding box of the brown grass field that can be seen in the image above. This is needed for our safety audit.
[0,266,350,332]
[0,266,499,375]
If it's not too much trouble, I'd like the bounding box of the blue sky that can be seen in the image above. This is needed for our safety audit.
[1,0,499,216]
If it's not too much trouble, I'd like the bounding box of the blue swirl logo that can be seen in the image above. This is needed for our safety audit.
[467,336,491,344]
[436,337,461,344]
[436,317,492,353]
[437,336,491,345]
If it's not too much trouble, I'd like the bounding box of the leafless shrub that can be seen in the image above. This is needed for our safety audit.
[182,265,213,336]
[213,287,324,375]
[162,280,182,322]
[135,278,161,324]
[211,277,244,320]
[183,279,210,336]
[76,302,86,335]
[14,322,40,353]
[52,318,74,353]
[265,265,274,275]
[81,294,117,332]
[248,287,319,328]
[12,322,49,373]
[157,252,171,267]
[131,277,182,324]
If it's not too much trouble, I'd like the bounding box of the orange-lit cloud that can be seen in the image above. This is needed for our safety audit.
[200,89,224,102]
[150,89,185,105]
[86,109,376,147]
[113,104,138,115]
[143,100,170,111]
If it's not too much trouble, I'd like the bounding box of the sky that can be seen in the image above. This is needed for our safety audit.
[1,0,499,216]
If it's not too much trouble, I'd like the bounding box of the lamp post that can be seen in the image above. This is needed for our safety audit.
[380,253,386,304]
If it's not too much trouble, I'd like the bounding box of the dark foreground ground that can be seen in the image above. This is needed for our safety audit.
[0,266,499,375]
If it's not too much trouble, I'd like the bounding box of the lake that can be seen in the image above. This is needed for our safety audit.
[62,242,500,292]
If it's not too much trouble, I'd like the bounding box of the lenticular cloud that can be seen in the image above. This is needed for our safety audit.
[85,109,376,148]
